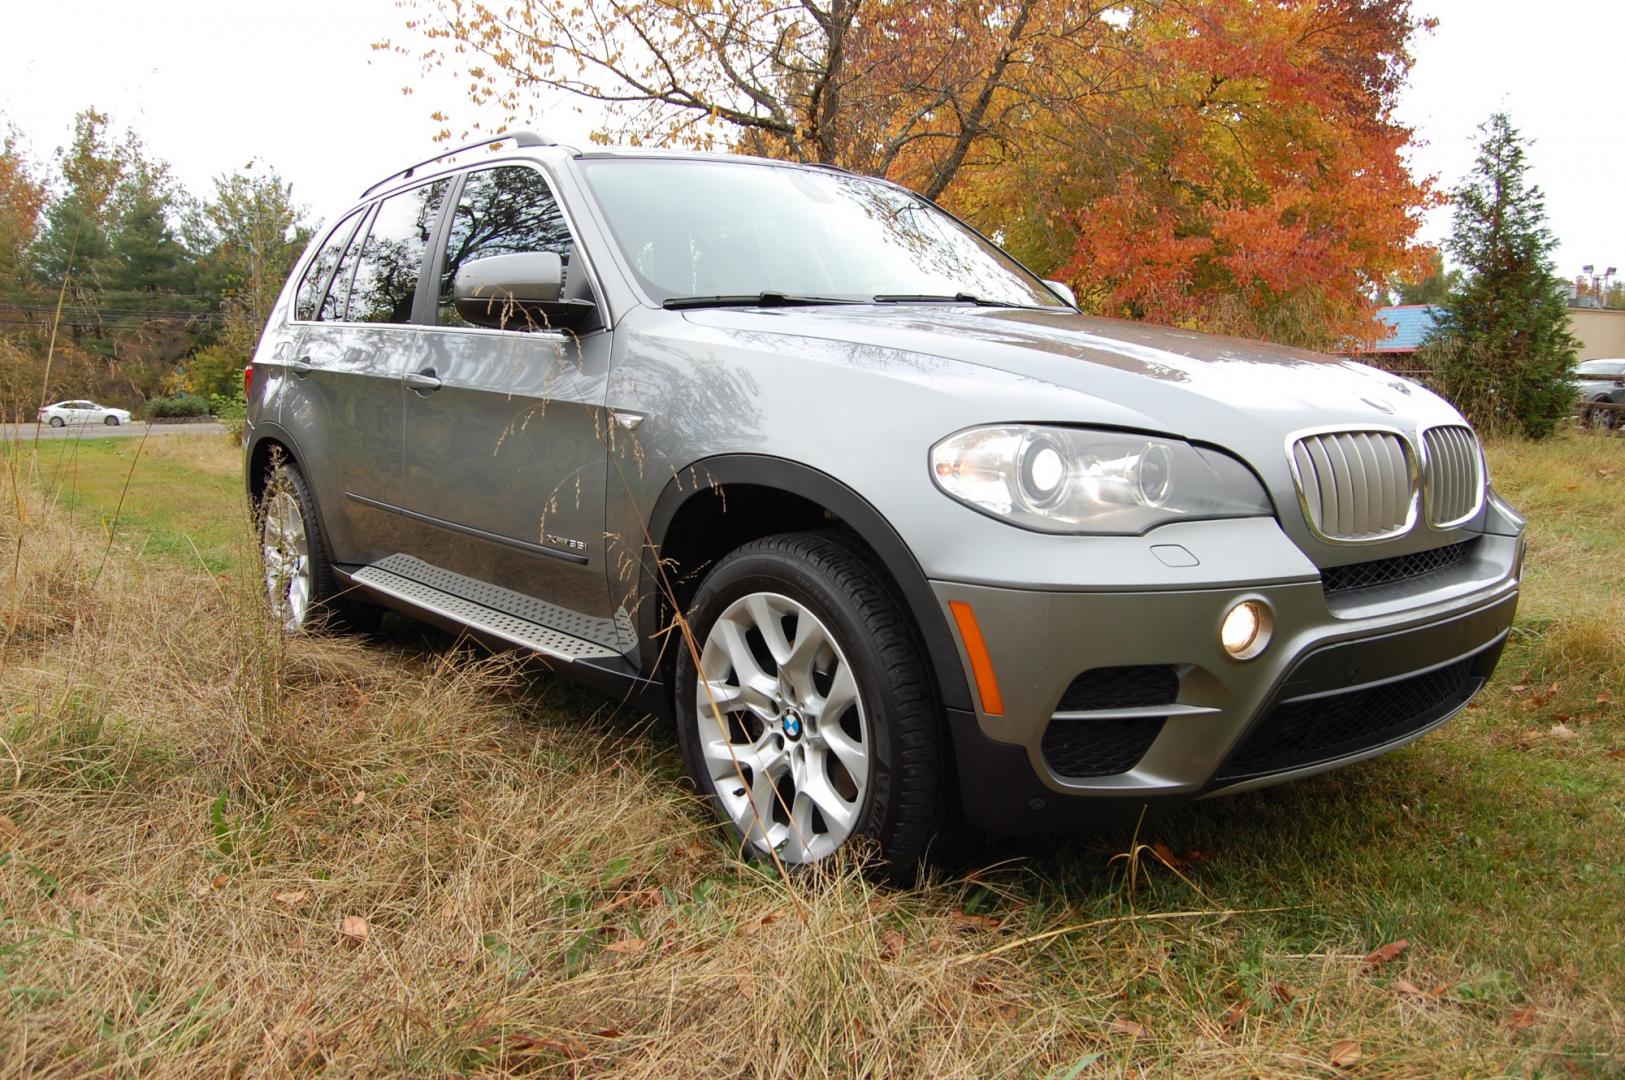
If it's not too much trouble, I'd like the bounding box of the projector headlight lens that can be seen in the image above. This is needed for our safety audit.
[930,426,1271,534]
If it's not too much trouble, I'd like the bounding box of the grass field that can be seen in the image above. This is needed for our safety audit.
[0,429,1620,1076]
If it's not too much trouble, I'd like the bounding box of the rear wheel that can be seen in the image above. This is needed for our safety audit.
[259,462,381,634]
[48,416,64,428]
[104,415,119,426]
[675,531,952,876]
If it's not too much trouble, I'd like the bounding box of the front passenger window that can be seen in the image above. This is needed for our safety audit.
[437,166,578,327]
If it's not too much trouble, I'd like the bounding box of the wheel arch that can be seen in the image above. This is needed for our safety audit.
[641,454,971,713]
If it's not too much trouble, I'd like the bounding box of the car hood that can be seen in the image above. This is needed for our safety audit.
[681,304,1465,438]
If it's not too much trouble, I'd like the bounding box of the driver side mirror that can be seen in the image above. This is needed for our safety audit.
[453,252,595,331]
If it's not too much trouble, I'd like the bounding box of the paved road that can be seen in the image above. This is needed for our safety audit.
[2,421,227,441]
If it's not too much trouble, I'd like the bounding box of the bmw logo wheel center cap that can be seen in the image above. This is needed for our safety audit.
[780,708,805,741]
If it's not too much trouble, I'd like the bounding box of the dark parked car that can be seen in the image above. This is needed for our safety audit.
[1576,358,1625,429]
[245,132,1524,871]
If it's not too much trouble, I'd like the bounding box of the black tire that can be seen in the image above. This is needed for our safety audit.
[104,415,119,426]
[674,531,954,878]
[260,461,383,634]
[48,416,65,428]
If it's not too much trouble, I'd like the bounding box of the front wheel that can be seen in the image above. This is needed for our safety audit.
[104,415,119,426]
[48,416,65,428]
[675,532,952,876]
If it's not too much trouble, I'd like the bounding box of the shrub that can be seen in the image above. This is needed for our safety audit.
[209,387,247,438]
[146,393,212,419]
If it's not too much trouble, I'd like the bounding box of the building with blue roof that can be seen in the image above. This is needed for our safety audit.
[1351,304,1442,374]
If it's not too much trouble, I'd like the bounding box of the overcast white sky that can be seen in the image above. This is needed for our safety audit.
[2,0,1620,280]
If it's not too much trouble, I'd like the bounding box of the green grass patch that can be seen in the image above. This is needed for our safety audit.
[11,431,246,574]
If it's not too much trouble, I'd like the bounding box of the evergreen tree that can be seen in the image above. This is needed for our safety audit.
[107,157,190,297]
[1426,113,1578,438]
[30,109,123,292]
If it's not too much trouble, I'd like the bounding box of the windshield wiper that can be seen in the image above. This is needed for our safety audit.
[872,292,1038,309]
[662,292,860,310]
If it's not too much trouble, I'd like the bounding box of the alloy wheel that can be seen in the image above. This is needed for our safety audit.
[262,488,313,633]
[694,592,870,862]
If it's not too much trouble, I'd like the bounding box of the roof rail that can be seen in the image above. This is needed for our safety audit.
[359,130,554,198]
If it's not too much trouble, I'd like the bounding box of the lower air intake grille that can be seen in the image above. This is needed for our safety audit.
[1321,541,1473,596]
[1056,666,1179,711]
[1043,666,1178,777]
[1043,716,1166,778]
[1215,658,1477,782]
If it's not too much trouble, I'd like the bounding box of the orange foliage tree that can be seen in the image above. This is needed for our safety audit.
[386,0,1435,349]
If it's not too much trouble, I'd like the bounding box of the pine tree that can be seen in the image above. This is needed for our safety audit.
[1426,113,1577,438]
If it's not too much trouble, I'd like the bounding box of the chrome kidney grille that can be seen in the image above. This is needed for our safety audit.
[1421,425,1484,527]
[1289,430,1416,543]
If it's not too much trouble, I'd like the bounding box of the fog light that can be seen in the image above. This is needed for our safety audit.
[1220,600,1271,660]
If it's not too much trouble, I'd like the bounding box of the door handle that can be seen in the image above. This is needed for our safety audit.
[405,369,443,392]
[290,358,312,377]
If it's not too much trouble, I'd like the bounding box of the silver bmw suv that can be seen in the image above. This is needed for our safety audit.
[246,131,1524,870]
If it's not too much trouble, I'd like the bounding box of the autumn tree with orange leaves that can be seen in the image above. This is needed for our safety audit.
[386,0,1435,349]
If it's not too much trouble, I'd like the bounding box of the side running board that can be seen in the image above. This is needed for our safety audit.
[350,556,621,663]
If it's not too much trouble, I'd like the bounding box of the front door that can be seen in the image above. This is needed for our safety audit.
[396,163,620,650]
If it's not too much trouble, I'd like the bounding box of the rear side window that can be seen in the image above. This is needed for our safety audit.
[348,180,450,324]
[437,166,576,327]
[294,210,363,322]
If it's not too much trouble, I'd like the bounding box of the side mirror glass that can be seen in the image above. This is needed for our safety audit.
[453,252,593,330]
[1043,279,1077,308]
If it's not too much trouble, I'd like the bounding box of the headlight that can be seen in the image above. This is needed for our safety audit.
[930,425,1272,534]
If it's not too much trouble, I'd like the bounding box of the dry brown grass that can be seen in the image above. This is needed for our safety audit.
[0,434,1620,1076]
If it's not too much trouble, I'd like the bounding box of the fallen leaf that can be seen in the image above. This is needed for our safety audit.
[592,1027,623,1039]
[734,968,756,998]
[1596,691,1613,705]
[879,929,905,960]
[603,936,648,955]
[351,790,366,805]
[1270,982,1298,1004]
[1507,1006,1537,1032]
[274,890,309,907]
[66,887,106,911]
[1329,1039,1362,1067]
[1362,939,1409,968]
[952,911,1002,931]
[1510,684,1530,694]
[1149,841,1185,868]
[0,814,17,849]
[1549,723,1578,741]
[970,977,1001,996]
[211,873,230,890]
[739,911,780,937]
[1108,1019,1145,1038]
[339,915,370,946]
[1220,1001,1249,1030]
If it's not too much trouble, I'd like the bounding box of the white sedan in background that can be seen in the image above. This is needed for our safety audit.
[38,400,133,427]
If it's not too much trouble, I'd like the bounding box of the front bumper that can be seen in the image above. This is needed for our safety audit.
[934,530,1521,835]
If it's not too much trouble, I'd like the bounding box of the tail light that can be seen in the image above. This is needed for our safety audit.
[243,364,253,401]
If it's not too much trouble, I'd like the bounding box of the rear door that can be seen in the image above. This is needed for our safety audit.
[281,180,451,564]
[395,163,620,648]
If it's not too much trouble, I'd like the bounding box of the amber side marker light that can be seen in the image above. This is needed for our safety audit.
[949,600,1005,716]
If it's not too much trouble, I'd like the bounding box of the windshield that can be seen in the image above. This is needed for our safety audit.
[577,158,1066,309]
